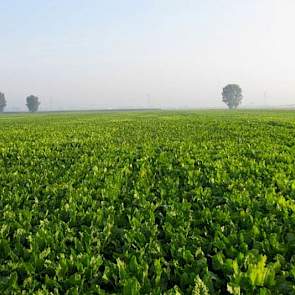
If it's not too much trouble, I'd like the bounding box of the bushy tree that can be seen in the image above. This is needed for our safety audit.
[0,92,7,112]
[222,84,243,109]
[26,95,40,112]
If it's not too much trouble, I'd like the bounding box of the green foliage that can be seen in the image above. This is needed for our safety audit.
[0,110,295,294]
[192,276,209,295]
[222,84,243,109]
[0,92,7,112]
[26,95,40,112]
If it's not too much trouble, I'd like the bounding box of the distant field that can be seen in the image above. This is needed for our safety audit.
[1,110,295,294]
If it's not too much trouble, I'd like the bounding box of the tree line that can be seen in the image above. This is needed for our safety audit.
[0,93,40,113]
[0,84,243,112]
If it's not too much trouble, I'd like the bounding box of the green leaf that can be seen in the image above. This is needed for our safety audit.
[123,277,140,295]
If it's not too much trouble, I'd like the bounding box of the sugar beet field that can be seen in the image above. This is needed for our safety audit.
[0,110,295,294]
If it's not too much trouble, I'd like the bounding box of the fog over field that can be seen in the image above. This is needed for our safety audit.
[1,0,295,111]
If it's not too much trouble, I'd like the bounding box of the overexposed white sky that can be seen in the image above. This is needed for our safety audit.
[1,0,295,110]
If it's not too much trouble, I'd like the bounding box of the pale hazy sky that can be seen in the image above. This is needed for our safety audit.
[1,0,295,110]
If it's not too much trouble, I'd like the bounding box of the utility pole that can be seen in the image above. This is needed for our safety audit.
[264,91,268,107]
[146,93,151,109]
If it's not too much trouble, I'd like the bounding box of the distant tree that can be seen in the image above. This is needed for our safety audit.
[0,92,7,112]
[26,95,40,112]
[222,84,243,109]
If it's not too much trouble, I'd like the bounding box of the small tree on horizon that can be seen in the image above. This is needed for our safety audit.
[26,95,40,112]
[222,84,243,109]
[0,92,7,112]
